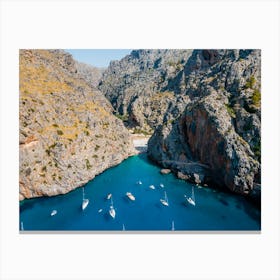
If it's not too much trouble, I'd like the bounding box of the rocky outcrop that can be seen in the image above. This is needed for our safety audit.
[147,49,261,197]
[19,49,135,200]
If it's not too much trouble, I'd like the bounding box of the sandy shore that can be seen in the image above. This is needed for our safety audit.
[131,134,150,154]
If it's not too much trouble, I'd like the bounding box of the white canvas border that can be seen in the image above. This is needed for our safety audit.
[1,0,280,279]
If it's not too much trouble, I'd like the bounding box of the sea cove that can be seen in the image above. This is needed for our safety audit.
[20,154,260,231]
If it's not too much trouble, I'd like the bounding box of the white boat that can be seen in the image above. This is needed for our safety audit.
[126,192,136,201]
[149,185,155,190]
[98,209,103,213]
[137,180,142,185]
[106,193,112,200]
[159,183,164,188]
[109,196,116,219]
[160,191,169,206]
[171,220,175,231]
[51,210,57,216]
[186,186,196,206]
[82,187,89,210]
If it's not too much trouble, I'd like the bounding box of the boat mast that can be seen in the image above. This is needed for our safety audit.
[192,186,195,201]
[165,191,168,204]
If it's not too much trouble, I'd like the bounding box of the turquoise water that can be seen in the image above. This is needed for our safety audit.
[19,154,261,231]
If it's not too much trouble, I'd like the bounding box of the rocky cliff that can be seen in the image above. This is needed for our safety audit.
[19,49,135,200]
[146,50,261,200]
[98,49,261,197]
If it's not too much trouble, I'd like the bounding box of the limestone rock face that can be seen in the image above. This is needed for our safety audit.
[98,49,193,134]
[147,49,261,196]
[19,50,135,200]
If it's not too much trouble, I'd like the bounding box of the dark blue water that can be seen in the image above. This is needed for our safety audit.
[19,154,261,231]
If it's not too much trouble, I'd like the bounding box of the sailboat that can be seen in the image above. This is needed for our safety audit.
[109,196,116,219]
[160,191,169,206]
[186,185,196,206]
[82,187,89,210]
[171,220,175,231]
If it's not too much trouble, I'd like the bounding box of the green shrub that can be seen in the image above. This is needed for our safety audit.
[252,89,261,106]
[225,104,236,118]
[115,113,129,122]
[253,141,261,158]
[57,130,63,135]
[85,159,92,170]
[244,76,256,89]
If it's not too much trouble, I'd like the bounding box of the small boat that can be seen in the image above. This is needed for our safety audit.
[82,187,89,210]
[98,209,103,213]
[21,222,24,231]
[159,183,164,188]
[136,180,142,185]
[106,193,112,200]
[186,186,196,206]
[109,196,116,219]
[160,191,169,206]
[149,185,155,190]
[126,192,136,201]
[50,210,57,216]
[171,220,175,231]
[122,224,125,231]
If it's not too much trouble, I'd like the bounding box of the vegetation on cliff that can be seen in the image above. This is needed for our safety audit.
[19,49,135,200]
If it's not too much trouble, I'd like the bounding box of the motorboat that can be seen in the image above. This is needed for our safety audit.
[149,185,155,190]
[159,183,164,188]
[106,193,112,200]
[126,192,136,201]
[50,210,57,216]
